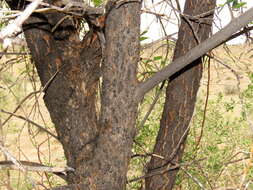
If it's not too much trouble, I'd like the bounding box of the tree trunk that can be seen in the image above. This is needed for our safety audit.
[145,0,216,189]
[7,0,140,189]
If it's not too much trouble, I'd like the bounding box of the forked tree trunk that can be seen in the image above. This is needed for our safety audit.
[146,0,216,189]
[7,0,140,189]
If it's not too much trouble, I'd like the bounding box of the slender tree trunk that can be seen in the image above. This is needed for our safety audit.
[145,0,216,189]
[7,0,140,189]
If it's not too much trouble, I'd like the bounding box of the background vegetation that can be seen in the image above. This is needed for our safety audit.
[1,0,253,189]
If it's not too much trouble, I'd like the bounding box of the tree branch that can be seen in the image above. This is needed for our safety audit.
[0,0,42,48]
[47,184,91,190]
[0,160,74,180]
[0,109,58,140]
[127,158,206,183]
[135,7,253,102]
[26,0,104,16]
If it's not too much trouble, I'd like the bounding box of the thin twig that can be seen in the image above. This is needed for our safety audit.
[0,52,30,56]
[0,109,58,140]
[181,166,206,190]
[1,90,40,128]
[0,160,74,174]
[195,56,211,149]
[127,158,206,183]
[141,33,177,50]
[168,123,191,161]
[138,82,165,129]
[182,15,200,43]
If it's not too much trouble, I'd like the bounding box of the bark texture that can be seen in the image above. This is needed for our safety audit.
[145,0,216,189]
[7,0,140,189]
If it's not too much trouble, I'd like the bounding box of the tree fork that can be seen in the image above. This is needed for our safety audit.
[6,0,140,189]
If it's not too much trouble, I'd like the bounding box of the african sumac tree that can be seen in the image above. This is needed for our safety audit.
[4,0,253,189]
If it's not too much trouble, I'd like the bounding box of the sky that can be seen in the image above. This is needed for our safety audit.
[141,0,253,44]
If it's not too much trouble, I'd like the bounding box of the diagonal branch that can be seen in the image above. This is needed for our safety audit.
[135,6,253,102]
[0,0,42,47]
[0,109,58,140]
[0,160,74,180]
[26,0,104,16]
[0,144,25,172]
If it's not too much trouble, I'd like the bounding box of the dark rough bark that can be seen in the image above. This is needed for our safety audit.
[68,2,140,189]
[7,0,140,189]
[145,0,216,189]
[23,6,102,186]
[91,2,140,188]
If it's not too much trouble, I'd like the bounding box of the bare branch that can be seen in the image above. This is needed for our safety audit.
[1,91,40,128]
[0,160,74,173]
[0,144,25,172]
[0,160,74,180]
[135,7,253,102]
[181,167,206,190]
[141,32,177,50]
[0,109,58,140]
[0,0,42,48]
[47,184,91,190]
[26,0,104,16]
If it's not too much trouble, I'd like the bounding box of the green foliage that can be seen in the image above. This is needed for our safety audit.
[232,1,247,9]
[153,56,162,61]
[92,0,103,7]
[140,36,149,42]
[242,73,253,117]
[174,90,250,189]
[140,31,149,42]
[219,0,247,8]
[127,87,165,189]
[129,68,253,189]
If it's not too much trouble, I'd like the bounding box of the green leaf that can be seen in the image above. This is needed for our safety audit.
[232,0,238,7]
[249,72,253,83]
[140,30,148,36]
[143,59,152,64]
[92,0,103,7]
[232,2,246,8]
[153,56,162,61]
[140,36,148,41]
[226,0,235,4]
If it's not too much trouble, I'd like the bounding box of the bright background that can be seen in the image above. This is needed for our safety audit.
[141,0,253,44]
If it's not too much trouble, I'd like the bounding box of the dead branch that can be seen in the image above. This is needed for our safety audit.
[0,109,58,140]
[0,0,42,48]
[0,160,74,180]
[0,144,25,172]
[27,0,104,16]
